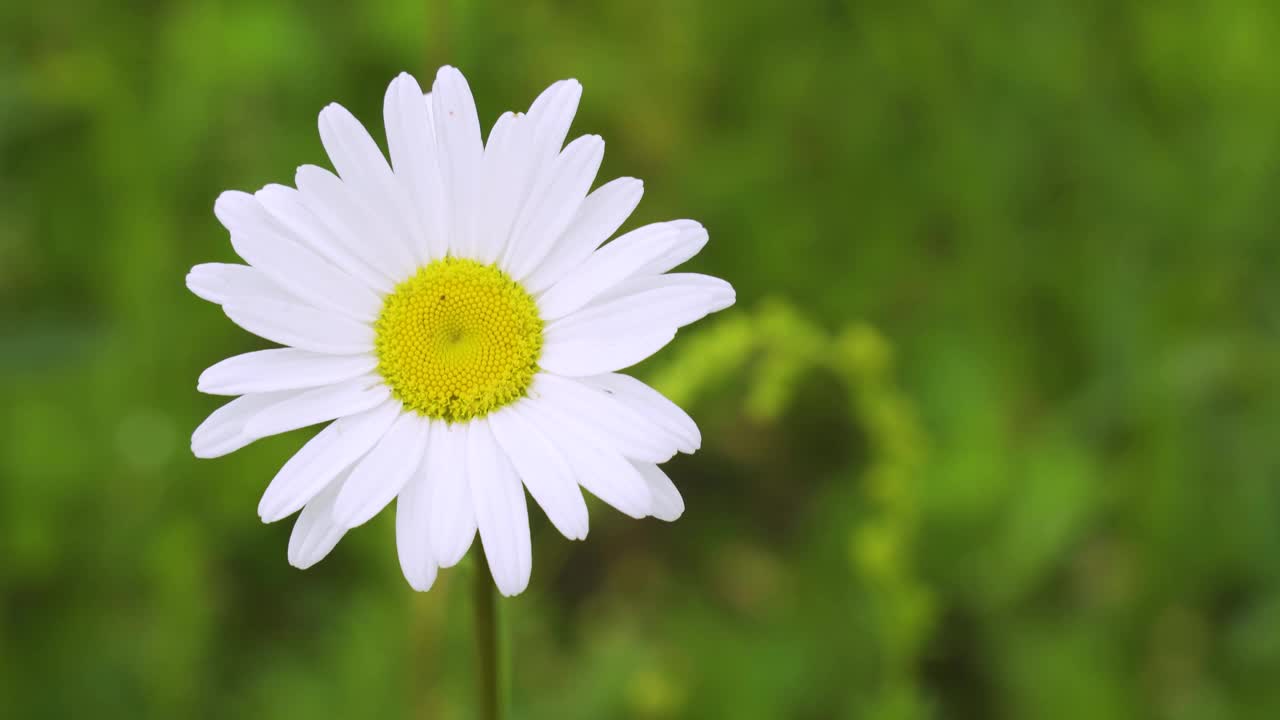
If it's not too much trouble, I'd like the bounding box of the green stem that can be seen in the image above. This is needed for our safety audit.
[473,555,502,720]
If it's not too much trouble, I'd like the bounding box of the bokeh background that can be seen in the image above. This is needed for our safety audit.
[4,1,1280,718]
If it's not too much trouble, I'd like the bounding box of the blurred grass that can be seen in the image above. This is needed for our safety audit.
[4,0,1280,718]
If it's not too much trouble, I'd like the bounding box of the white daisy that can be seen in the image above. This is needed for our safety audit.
[188,67,734,596]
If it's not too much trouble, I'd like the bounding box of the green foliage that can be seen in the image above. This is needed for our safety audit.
[650,300,932,718]
[4,1,1280,718]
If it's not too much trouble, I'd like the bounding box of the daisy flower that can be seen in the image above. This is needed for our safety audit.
[188,67,734,596]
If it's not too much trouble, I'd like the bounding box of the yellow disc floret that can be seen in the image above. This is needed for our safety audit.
[374,258,543,423]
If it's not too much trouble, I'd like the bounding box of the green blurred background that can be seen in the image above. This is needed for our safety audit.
[4,0,1280,717]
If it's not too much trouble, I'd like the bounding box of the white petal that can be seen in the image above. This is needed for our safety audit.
[223,297,374,355]
[555,274,737,345]
[628,219,709,277]
[544,283,729,345]
[523,177,644,294]
[473,112,537,265]
[581,373,700,452]
[242,376,389,439]
[538,328,676,377]
[287,469,352,569]
[396,420,442,591]
[257,400,400,522]
[504,135,604,280]
[294,164,409,282]
[333,412,429,529]
[535,220,705,320]
[590,272,735,311]
[432,67,484,258]
[318,103,421,270]
[563,374,692,456]
[318,103,389,189]
[385,74,448,262]
[632,461,684,522]
[525,79,582,172]
[198,349,377,396]
[186,263,291,306]
[531,374,676,462]
[467,419,532,597]
[428,421,476,567]
[191,391,298,458]
[256,183,394,294]
[214,191,383,322]
[489,404,589,541]
[520,397,652,518]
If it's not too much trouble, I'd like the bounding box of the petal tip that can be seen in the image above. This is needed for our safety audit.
[212,190,253,229]
[408,576,436,592]
[258,498,287,524]
[436,65,464,83]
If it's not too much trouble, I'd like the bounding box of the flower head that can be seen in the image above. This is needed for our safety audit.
[188,67,734,595]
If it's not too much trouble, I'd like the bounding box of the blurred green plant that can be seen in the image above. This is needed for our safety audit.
[652,300,934,719]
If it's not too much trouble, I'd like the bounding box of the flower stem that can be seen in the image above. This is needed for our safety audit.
[473,555,502,720]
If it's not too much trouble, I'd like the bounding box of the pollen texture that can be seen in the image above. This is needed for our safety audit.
[374,258,543,422]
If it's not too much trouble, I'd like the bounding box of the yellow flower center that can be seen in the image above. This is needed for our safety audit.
[374,258,543,423]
